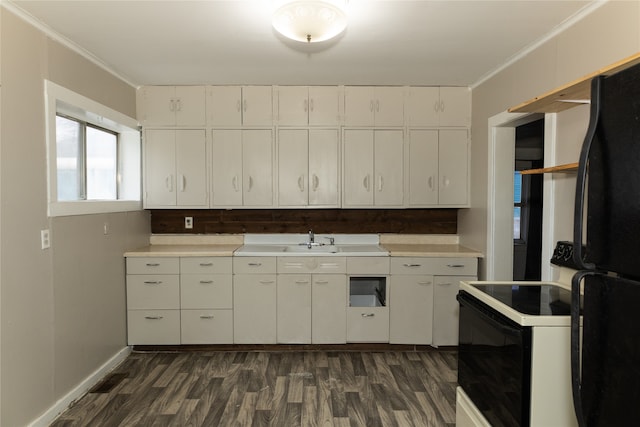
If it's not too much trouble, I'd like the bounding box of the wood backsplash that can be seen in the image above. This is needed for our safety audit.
[150,209,458,234]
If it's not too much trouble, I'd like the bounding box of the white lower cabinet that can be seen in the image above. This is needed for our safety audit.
[233,257,277,344]
[180,257,233,344]
[276,257,347,344]
[346,257,390,342]
[126,256,233,345]
[126,257,181,345]
[389,257,477,346]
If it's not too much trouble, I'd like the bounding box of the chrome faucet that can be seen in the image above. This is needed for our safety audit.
[308,229,315,248]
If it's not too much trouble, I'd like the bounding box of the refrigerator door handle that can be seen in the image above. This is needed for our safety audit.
[573,76,603,271]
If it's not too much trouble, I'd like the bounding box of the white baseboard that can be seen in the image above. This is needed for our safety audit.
[28,346,132,427]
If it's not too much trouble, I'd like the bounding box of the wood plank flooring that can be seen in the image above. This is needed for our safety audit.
[52,349,458,427]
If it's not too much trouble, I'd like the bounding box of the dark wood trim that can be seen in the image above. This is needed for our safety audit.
[150,208,458,234]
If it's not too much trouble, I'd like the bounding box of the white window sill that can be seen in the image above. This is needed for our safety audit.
[48,200,142,217]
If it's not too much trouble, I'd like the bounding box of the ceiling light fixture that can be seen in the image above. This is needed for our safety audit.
[272,0,348,43]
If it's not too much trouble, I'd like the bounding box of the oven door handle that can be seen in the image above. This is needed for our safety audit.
[457,292,523,338]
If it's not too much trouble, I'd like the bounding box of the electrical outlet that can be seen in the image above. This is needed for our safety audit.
[185,217,193,229]
[41,229,51,249]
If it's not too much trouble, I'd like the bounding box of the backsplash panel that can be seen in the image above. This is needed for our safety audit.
[150,209,457,234]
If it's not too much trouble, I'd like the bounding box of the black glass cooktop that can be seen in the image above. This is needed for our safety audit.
[472,284,573,315]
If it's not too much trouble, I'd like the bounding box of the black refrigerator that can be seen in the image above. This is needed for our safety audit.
[571,61,640,427]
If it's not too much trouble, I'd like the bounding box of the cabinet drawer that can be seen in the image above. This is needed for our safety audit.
[390,257,477,276]
[127,275,179,309]
[127,310,180,345]
[277,257,346,274]
[346,307,389,342]
[181,274,232,309]
[347,257,390,275]
[233,257,277,274]
[181,309,233,344]
[126,257,179,275]
[180,257,232,274]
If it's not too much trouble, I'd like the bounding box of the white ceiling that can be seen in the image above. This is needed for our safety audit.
[7,0,598,88]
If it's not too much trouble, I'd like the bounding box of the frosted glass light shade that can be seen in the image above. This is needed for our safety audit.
[273,0,347,43]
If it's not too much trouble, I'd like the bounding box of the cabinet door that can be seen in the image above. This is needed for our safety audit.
[233,274,277,344]
[277,274,312,343]
[374,130,404,206]
[438,130,468,206]
[309,86,341,126]
[407,86,439,127]
[176,129,207,207]
[438,87,471,127]
[137,86,175,126]
[312,274,347,344]
[207,86,242,126]
[174,86,206,126]
[277,86,308,125]
[211,129,243,206]
[144,129,176,207]
[242,86,273,126]
[278,129,308,206]
[344,86,375,126]
[309,129,339,206]
[343,130,374,206]
[408,129,439,206]
[433,275,475,346]
[389,275,434,344]
[243,129,273,206]
[374,87,404,126]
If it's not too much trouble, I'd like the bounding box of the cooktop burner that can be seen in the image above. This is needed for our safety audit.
[471,284,572,316]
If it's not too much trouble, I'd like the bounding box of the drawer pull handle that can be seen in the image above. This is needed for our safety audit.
[143,281,162,285]
[145,263,160,267]
[315,280,329,284]
[259,280,275,284]
[248,262,262,267]
[200,315,215,319]
[200,280,214,284]
[295,280,310,285]
[418,281,432,285]
[447,264,465,268]
[199,262,214,267]
[285,263,304,267]
[403,263,422,267]
[144,316,163,320]
[439,282,453,286]
[361,313,375,318]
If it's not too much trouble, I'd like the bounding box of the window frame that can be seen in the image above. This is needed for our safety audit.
[45,80,141,217]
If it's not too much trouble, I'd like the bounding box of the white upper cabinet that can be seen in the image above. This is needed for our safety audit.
[407,86,470,127]
[211,129,274,207]
[144,129,208,208]
[277,86,342,126]
[137,86,206,127]
[343,129,404,207]
[344,86,404,126]
[278,129,339,207]
[408,129,469,207]
[206,86,273,127]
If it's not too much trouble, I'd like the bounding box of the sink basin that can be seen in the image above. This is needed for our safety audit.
[235,243,388,257]
[285,244,339,253]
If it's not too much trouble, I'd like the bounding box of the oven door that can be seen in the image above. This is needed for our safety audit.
[457,290,532,427]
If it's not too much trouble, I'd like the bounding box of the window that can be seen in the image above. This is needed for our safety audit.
[46,80,141,216]
[56,115,118,201]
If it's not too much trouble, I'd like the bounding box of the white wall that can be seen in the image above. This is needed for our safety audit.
[0,9,149,426]
[459,1,640,279]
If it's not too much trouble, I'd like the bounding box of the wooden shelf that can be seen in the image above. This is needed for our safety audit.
[509,52,640,113]
[520,162,578,175]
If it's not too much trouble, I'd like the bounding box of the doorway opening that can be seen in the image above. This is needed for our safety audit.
[513,119,544,281]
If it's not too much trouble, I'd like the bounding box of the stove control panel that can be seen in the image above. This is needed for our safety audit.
[551,241,586,269]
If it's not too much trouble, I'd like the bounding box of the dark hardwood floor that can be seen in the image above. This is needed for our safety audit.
[51,349,458,426]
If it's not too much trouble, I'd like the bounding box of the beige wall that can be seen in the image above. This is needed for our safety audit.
[459,1,640,278]
[0,9,149,426]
